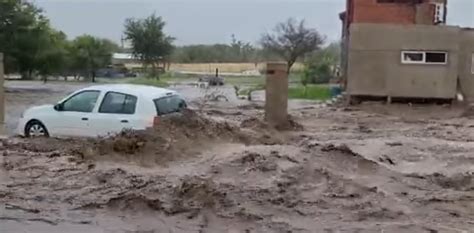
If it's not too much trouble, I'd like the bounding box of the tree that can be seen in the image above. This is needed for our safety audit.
[307,42,340,67]
[1,0,117,81]
[0,0,37,70]
[171,41,261,64]
[124,14,174,79]
[36,30,69,82]
[302,42,341,85]
[0,0,51,78]
[70,35,117,82]
[302,62,332,85]
[261,18,324,73]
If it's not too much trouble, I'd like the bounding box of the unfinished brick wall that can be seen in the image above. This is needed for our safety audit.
[353,0,417,24]
[345,0,443,26]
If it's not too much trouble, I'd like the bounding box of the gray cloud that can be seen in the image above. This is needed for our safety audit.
[34,0,474,45]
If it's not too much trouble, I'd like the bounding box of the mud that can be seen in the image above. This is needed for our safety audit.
[70,109,264,166]
[240,115,303,131]
[2,103,474,232]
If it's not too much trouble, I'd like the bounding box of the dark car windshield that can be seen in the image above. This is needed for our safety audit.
[153,95,186,116]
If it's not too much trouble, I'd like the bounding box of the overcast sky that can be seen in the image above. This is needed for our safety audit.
[34,0,474,46]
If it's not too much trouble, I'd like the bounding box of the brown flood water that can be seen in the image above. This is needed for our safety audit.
[1,103,474,233]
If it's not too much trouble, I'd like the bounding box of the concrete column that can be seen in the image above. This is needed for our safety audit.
[0,53,4,134]
[265,62,288,129]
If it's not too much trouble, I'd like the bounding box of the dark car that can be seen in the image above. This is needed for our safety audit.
[199,76,224,86]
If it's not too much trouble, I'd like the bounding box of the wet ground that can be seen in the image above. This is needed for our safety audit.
[2,92,474,232]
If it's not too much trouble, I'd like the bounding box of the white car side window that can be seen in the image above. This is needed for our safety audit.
[99,92,137,114]
[154,95,186,116]
[62,91,100,113]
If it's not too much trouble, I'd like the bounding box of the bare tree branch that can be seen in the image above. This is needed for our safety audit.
[260,18,324,73]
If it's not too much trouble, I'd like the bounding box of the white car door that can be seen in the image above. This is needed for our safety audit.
[88,91,142,136]
[47,90,101,137]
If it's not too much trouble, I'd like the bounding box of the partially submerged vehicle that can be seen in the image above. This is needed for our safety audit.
[17,84,187,137]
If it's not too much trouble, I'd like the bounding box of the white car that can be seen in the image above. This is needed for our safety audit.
[17,84,187,138]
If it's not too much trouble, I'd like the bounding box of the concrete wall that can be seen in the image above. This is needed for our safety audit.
[347,23,459,99]
[458,29,474,101]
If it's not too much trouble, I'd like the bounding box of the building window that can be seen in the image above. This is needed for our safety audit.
[425,52,447,64]
[401,51,447,65]
[402,52,424,63]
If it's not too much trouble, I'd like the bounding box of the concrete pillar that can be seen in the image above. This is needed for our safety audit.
[265,62,288,129]
[0,53,4,134]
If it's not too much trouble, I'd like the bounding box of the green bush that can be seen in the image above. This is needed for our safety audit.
[288,85,331,100]
[302,62,333,85]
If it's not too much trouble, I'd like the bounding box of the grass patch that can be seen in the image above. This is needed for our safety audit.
[224,76,265,86]
[288,85,331,100]
[126,77,169,87]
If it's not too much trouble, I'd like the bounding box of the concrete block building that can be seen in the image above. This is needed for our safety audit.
[340,0,474,101]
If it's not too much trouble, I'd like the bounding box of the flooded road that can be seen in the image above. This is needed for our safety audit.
[2,100,474,232]
[5,81,314,135]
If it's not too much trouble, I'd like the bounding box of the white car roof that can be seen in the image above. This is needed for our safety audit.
[81,84,177,99]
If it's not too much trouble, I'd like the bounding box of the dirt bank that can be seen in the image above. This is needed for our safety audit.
[1,104,474,232]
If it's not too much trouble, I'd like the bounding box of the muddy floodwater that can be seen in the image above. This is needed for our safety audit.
[1,82,474,232]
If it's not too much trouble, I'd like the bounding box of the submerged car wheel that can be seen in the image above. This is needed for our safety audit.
[25,120,49,138]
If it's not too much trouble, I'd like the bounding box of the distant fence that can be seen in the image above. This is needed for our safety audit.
[167,62,304,74]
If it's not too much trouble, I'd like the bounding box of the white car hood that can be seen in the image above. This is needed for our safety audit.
[24,104,55,116]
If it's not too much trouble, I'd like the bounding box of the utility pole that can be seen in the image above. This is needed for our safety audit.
[121,35,125,49]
